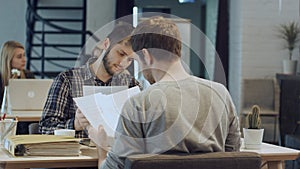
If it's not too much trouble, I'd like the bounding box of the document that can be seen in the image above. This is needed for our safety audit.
[73,86,140,137]
[82,85,128,96]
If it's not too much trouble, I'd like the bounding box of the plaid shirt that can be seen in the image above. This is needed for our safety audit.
[39,58,141,138]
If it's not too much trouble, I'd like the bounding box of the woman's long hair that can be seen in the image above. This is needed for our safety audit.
[0,41,26,86]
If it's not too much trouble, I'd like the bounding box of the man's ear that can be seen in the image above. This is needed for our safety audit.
[103,38,110,50]
[102,38,110,50]
[142,49,153,65]
[93,38,110,58]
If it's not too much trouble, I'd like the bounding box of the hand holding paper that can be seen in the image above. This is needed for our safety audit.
[73,86,140,137]
[74,109,90,131]
[88,125,108,148]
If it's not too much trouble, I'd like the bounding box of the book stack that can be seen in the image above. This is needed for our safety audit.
[4,135,81,156]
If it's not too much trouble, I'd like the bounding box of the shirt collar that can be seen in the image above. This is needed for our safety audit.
[82,57,98,81]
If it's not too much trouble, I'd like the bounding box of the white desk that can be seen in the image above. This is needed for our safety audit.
[0,142,299,169]
[0,146,98,169]
[241,142,300,169]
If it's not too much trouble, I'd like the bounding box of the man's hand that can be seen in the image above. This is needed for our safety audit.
[88,125,108,147]
[74,109,90,131]
[88,125,108,163]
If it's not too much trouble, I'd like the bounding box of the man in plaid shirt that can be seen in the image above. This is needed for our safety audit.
[39,23,141,138]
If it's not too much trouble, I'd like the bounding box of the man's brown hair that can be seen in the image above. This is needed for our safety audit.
[130,16,182,62]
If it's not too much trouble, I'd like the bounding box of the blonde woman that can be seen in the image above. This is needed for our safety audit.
[0,41,34,87]
[0,40,35,134]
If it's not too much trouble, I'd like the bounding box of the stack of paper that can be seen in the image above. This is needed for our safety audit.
[24,142,80,156]
[73,86,140,137]
[4,135,81,156]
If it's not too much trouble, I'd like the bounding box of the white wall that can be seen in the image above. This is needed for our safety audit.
[0,1,27,47]
[241,0,299,79]
[229,0,243,113]
[84,0,116,55]
[229,0,299,112]
[87,0,116,33]
[205,0,218,80]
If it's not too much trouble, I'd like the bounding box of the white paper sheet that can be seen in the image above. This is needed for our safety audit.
[73,86,140,137]
[83,86,128,96]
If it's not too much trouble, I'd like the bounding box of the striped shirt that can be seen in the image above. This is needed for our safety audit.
[39,58,141,138]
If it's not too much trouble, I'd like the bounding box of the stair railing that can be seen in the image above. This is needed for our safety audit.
[26,0,99,78]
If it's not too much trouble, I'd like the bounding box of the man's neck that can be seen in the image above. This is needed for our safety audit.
[91,58,111,83]
[153,59,190,82]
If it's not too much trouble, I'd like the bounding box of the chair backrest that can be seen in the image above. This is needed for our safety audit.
[124,152,261,169]
[242,78,279,111]
[28,123,40,134]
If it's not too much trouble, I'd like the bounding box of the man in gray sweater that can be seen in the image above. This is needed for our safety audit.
[87,16,241,169]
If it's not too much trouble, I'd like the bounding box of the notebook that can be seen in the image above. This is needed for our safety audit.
[7,79,53,112]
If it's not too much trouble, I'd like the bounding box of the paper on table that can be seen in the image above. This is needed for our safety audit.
[73,86,140,137]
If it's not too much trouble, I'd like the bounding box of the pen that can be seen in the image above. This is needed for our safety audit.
[2,113,6,121]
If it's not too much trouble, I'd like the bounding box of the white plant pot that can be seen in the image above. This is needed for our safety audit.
[243,128,264,149]
[283,60,298,75]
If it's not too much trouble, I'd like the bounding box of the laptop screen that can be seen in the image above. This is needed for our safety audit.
[7,79,53,112]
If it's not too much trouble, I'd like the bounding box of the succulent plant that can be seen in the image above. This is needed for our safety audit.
[247,105,261,129]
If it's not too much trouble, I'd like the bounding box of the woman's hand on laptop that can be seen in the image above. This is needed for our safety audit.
[74,109,90,131]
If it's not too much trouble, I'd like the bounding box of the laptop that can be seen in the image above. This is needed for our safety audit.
[7,79,53,112]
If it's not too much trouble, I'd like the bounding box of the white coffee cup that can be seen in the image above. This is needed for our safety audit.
[54,129,75,137]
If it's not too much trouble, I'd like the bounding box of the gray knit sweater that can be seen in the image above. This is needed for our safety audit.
[101,76,241,169]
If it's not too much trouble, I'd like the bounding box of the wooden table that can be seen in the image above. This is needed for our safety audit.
[6,111,42,122]
[0,146,98,169]
[0,141,299,169]
[241,142,300,169]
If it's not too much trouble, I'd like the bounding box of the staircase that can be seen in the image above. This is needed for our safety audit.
[26,0,99,78]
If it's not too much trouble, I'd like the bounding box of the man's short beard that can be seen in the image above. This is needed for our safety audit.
[102,51,114,76]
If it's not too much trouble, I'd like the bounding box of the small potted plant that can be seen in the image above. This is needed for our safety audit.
[277,21,300,74]
[243,105,264,149]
